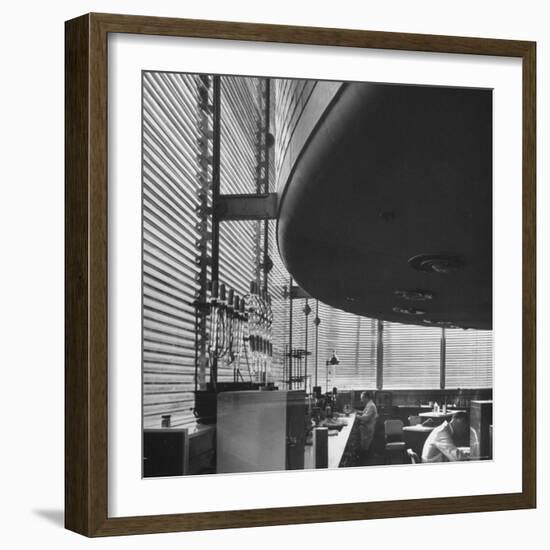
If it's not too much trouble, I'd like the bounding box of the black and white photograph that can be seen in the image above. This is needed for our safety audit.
[0,0,543,545]
[141,72,494,477]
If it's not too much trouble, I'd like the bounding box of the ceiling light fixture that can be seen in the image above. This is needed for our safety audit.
[392,306,426,316]
[408,253,464,274]
[393,289,434,301]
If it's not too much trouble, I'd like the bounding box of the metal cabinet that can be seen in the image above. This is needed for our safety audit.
[217,390,306,473]
[470,400,493,460]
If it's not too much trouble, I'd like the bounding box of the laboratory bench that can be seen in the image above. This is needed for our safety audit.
[304,413,357,469]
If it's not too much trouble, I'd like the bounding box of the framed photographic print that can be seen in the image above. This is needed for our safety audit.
[65,12,536,537]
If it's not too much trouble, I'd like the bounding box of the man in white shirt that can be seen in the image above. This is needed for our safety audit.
[421,412,469,463]
[357,391,378,463]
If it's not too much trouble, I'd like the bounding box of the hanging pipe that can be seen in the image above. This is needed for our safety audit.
[209,75,221,390]
[288,277,293,389]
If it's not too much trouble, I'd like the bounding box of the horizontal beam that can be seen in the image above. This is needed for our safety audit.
[217,193,278,221]
[282,285,313,300]
[291,285,312,299]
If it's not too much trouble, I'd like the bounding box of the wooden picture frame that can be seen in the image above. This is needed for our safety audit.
[65,12,536,537]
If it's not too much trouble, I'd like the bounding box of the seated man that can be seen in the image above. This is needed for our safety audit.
[357,391,378,464]
[421,411,469,463]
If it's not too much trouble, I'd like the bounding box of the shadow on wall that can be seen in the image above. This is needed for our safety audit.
[33,509,64,527]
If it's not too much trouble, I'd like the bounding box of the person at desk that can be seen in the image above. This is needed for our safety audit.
[421,411,469,463]
[357,391,377,464]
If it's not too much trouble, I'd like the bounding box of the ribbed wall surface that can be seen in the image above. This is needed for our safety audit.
[285,296,311,389]
[317,304,378,391]
[142,72,206,428]
[269,79,294,387]
[218,76,260,297]
[274,79,316,178]
[445,329,493,388]
[382,323,442,389]
[217,76,265,382]
[268,218,289,386]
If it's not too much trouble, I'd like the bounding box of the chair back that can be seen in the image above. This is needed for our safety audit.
[408,415,422,426]
[384,419,404,441]
[407,448,420,464]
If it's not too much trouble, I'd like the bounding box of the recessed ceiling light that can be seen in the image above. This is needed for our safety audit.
[408,253,464,274]
[392,306,426,315]
[393,289,434,301]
